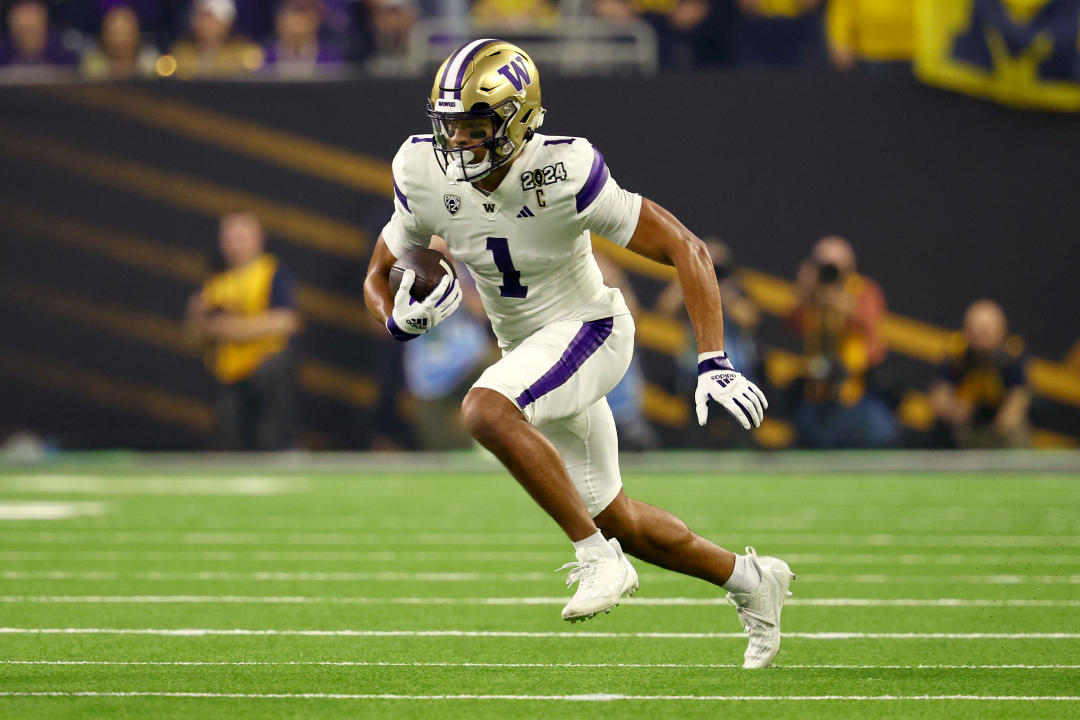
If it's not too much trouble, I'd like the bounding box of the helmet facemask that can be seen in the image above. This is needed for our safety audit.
[427,97,523,183]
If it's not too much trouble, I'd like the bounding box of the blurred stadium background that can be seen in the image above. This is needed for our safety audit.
[1,0,1079,453]
[1,2,1079,716]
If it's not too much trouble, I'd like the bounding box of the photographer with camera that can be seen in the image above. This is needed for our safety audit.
[787,235,899,448]
[929,300,1031,448]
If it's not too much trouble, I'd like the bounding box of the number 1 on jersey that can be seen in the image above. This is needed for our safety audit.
[486,237,528,298]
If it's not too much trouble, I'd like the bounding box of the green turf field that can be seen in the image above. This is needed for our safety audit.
[0,455,1078,719]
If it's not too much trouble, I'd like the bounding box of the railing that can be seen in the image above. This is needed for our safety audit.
[401,17,659,77]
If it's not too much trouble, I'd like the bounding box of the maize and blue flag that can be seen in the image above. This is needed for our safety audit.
[915,0,1080,111]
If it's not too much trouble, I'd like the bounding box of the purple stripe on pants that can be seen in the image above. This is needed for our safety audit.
[515,318,614,408]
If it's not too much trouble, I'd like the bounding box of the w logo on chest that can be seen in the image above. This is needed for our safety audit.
[483,202,496,213]
[497,56,532,92]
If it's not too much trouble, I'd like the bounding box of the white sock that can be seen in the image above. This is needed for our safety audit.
[722,553,762,594]
[572,529,615,557]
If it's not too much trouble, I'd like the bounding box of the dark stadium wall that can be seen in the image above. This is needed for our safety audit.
[0,72,1077,449]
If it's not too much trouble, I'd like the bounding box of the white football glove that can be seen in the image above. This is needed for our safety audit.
[386,269,462,341]
[695,351,768,430]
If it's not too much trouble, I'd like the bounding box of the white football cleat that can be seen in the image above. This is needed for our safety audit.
[726,547,795,669]
[559,537,639,623]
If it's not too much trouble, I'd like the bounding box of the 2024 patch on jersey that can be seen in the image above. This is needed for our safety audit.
[382,134,643,348]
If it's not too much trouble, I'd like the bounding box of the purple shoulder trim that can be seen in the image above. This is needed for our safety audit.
[575,146,610,213]
[543,138,575,146]
[410,136,434,144]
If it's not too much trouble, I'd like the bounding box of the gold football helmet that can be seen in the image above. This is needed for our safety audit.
[427,39,545,182]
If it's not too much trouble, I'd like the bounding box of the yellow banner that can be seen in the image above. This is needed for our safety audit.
[915,0,1080,111]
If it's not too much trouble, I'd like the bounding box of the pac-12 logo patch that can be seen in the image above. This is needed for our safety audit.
[443,194,461,215]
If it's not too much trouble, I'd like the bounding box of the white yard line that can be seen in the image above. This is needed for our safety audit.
[3,660,1078,670]
[1,628,1077,639]
[3,569,1078,585]
[0,502,107,520]
[2,549,1079,566]
[0,595,1077,608]
[0,475,305,495]
[3,531,1080,547]
[0,691,1077,701]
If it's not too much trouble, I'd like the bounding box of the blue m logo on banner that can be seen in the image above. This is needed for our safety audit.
[950,0,1080,81]
[914,0,1080,111]
[497,57,532,91]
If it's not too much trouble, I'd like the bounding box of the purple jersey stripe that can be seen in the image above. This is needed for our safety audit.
[453,39,495,99]
[393,178,410,213]
[543,138,575,145]
[575,146,610,213]
[515,318,614,408]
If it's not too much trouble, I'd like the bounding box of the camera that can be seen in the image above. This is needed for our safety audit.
[817,262,840,284]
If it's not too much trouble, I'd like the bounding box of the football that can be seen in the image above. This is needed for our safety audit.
[389,248,457,302]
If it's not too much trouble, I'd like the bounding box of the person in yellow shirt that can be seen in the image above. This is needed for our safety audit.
[186,212,302,450]
[930,300,1030,449]
[787,235,900,447]
[826,0,914,71]
[166,0,264,78]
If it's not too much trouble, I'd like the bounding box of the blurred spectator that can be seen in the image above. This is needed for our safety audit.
[363,0,417,67]
[166,0,263,78]
[59,0,177,51]
[80,4,159,78]
[0,0,78,68]
[593,0,711,68]
[930,300,1031,449]
[472,0,558,29]
[787,235,899,448]
[825,0,913,72]
[736,0,822,67]
[185,213,302,451]
[402,238,495,450]
[657,238,763,446]
[263,0,344,77]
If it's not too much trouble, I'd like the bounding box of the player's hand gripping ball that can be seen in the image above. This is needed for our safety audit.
[695,352,768,430]
[386,248,462,341]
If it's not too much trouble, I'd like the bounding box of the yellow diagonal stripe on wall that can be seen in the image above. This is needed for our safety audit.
[3,282,377,409]
[0,124,366,258]
[0,203,374,335]
[52,85,394,197]
[0,350,213,432]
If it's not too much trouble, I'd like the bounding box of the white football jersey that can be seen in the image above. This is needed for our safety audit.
[382,133,642,348]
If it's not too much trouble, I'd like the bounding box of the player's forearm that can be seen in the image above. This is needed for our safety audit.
[364,236,401,325]
[625,199,725,352]
[363,272,395,324]
[672,239,725,352]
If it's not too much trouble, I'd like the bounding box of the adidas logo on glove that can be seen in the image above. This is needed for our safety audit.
[711,373,737,388]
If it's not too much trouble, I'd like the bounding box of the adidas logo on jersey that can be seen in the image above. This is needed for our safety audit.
[516,206,535,219]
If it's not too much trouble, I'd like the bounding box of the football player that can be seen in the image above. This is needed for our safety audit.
[364,39,794,668]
